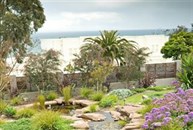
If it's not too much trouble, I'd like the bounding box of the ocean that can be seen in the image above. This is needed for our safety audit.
[32,29,168,39]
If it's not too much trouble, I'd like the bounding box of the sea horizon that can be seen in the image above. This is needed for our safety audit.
[32,29,171,39]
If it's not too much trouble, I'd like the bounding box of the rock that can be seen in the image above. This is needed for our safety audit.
[142,95,149,100]
[71,120,89,129]
[61,115,82,121]
[130,113,142,119]
[131,118,145,124]
[74,109,84,116]
[109,111,124,121]
[121,122,142,130]
[115,107,130,117]
[54,98,63,104]
[69,99,97,107]
[78,113,106,121]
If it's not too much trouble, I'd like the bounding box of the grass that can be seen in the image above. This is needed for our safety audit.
[0,118,31,130]
[125,87,174,104]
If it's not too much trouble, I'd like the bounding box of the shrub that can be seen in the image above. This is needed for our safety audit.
[138,103,154,116]
[16,108,36,119]
[80,87,93,98]
[88,104,98,113]
[10,97,23,106]
[108,89,132,99]
[146,86,167,91]
[3,106,17,117]
[0,100,7,114]
[142,88,193,129]
[37,94,45,109]
[90,91,104,101]
[46,91,58,101]
[177,52,193,89]
[24,50,61,91]
[0,118,31,130]
[141,98,152,105]
[99,95,118,108]
[118,120,127,127]
[31,110,73,130]
[132,88,146,93]
[62,86,72,104]
[140,72,156,88]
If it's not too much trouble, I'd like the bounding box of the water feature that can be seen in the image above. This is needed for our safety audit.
[89,112,121,130]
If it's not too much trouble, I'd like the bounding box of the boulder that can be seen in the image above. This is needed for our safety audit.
[71,120,89,129]
[121,122,142,130]
[69,99,97,107]
[109,111,124,121]
[78,113,106,121]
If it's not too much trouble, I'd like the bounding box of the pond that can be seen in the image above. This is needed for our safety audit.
[47,104,83,115]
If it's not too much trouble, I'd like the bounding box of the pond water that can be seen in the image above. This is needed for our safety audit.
[48,104,83,115]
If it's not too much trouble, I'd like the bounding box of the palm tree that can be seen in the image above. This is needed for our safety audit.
[84,30,136,66]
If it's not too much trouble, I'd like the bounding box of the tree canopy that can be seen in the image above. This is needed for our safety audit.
[84,30,136,66]
[0,0,45,62]
[161,26,193,60]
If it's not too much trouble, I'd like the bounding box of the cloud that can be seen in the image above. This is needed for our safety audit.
[38,12,122,32]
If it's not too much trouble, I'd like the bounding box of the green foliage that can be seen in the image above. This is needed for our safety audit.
[118,120,127,127]
[141,98,152,105]
[161,26,193,60]
[80,87,94,98]
[62,86,72,104]
[158,120,183,130]
[46,91,58,101]
[0,0,45,61]
[132,88,146,93]
[0,100,7,114]
[3,106,17,117]
[16,108,36,119]
[0,118,31,130]
[37,95,45,109]
[177,52,193,89]
[24,50,60,91]
[116,46,149,83]
[99,95,118,108]
[31,110,73,130]
[89,61,113,91]
[88,104,98,113]
[84,30,137,66]
[138,104,154,116]
[90,91,104,101]
[10,97,23,106]
[108,89,133,99]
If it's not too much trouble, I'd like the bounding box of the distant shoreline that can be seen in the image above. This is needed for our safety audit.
[32,29,170,39]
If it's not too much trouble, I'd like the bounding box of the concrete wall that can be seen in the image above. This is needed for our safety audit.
[155,78,176,86]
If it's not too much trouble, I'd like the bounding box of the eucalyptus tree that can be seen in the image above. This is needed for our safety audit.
[0,0,45,62]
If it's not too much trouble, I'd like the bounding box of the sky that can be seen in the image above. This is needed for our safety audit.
[38,0,193,32]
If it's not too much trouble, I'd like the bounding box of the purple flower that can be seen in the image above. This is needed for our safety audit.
[165,112,171,117]
[142,123,149,129]
[177,88,185,95]
[188,112,193,119]
[162,117,172,125]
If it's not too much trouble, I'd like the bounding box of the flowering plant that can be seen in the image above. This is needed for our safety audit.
[143,88,193,129]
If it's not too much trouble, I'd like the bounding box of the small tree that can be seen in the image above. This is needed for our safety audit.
[24,50,61,91]
[89,61,113,92]
[161,26,193,60]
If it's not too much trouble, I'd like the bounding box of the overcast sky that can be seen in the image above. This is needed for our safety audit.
[38,0,193,32]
